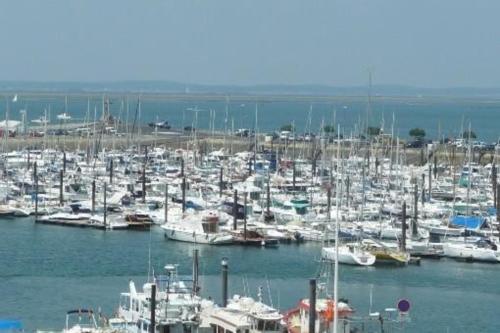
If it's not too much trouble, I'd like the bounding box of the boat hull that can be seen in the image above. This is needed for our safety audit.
[322,246,376,266]
[161,225,233,245]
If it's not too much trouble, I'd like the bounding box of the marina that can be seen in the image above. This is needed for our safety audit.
[2,1,500,331]
[0,93,499,333]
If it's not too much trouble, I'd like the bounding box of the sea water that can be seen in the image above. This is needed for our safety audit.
[1,96,499,142]
[1,218,500,332]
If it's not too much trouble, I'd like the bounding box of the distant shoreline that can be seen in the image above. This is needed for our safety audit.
[1,91,500,104]
[1,81,500,98]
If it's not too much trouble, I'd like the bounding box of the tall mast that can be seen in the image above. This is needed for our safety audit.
[365,69,373,134]
[333,124,341,333]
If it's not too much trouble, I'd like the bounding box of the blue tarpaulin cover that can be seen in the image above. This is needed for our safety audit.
[451,216,484,230]
[0,320,22,330]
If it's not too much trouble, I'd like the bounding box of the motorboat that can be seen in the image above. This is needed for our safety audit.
[199,293,282,333]
[161,210,233,245]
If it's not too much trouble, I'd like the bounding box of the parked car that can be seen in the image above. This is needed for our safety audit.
[405,140,425,148]
[235,128,250,137]
[472,141,487,150]
[303,133,316,142]
[148,120,171,129]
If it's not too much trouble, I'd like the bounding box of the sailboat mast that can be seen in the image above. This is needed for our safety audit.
[333,124,341,333]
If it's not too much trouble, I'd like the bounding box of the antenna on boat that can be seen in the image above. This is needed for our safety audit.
[266,276,273,308]
[369,284,374,315]
[147,206,153,282]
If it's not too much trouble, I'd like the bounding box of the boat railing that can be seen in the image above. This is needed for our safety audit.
[156,275,194,294]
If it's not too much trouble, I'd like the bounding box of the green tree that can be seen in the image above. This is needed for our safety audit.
[280,124,294,132]
[462,130,477,139]
[323,125,335,134]
[409,128,426,139]
[367,126,381,136]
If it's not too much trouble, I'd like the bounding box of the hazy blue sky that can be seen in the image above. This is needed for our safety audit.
[1,0,499,87]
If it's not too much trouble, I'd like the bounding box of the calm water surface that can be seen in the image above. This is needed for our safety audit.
[1,218,500,332]
[1,97,499,142]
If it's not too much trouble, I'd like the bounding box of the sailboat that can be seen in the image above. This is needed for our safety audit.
[322,243,376,266]
[321,139,376,266]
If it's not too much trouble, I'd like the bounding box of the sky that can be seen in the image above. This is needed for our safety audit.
[0,0,499,88]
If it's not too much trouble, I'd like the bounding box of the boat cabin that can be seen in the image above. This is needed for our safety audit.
[200,296,282,333]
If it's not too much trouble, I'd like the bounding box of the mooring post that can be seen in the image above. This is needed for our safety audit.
[109,159,113,184]
[59,169,64,206]
[182,177,186,213]
[192,249,199,296]
[233,190,238,230]
[221,258,228,307]
[63,151,66,174]
[91,179,96,215]
[150,283,156,333]
[219,167,223,197]
[309,279,317,333]
[428,163,432,200]
[421,174,425,206]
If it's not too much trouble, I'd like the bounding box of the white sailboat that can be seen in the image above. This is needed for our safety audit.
[442,242,500,263]
[322,244,376,266]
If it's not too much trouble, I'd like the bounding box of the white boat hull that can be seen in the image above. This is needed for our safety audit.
[322,245,376,266]
[443,243,500,263]
[161,224,233,245]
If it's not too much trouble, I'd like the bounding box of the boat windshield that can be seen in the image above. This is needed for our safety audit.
[256,320,280,332]
[202,222,218,233]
